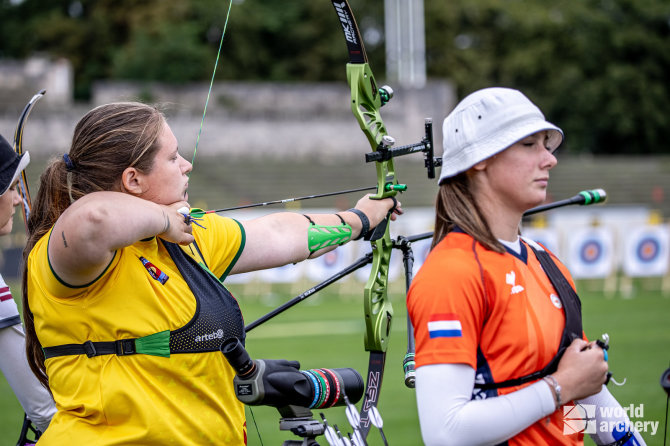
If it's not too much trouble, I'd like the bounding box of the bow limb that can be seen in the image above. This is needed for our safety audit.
[330,0,398,438]
[12,89,46,233]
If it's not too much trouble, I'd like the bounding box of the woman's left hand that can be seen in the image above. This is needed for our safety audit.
[353,194,404,230]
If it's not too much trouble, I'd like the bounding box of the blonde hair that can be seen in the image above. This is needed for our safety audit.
[432,172,505,254]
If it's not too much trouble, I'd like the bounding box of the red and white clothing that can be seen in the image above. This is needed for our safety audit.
[0,273,56,432]
[0,273,21,328]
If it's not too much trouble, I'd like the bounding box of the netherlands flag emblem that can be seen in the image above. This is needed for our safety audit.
[428,313,462,338]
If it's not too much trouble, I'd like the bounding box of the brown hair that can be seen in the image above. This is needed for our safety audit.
[21,102,166,389]
[432,173,505,254]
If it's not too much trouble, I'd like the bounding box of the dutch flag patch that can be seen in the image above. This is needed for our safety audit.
[428,313,462,338]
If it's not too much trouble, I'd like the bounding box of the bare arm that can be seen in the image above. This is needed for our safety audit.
[232,195,401,273]
[49,191,194,286]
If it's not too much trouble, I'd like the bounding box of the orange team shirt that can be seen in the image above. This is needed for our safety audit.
[407,231,584,445]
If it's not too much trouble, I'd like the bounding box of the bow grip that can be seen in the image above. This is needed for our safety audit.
[365,213,389,241]
[364,197,397,241]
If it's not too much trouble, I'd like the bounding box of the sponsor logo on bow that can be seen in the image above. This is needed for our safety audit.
[333,2,358,44]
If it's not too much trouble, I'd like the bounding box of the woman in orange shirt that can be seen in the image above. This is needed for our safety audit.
[408,87,644,445]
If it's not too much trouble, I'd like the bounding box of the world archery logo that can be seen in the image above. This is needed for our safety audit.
[563,404,597,435]
[139,257,169,284]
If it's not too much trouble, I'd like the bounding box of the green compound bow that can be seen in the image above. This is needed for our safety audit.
[328,0,438,438]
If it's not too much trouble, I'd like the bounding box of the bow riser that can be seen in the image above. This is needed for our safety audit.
[347,62,397,353]
[347,64,386,147]
[363,239,394,352]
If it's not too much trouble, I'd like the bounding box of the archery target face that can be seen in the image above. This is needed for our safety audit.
[579,239,603,264]
[635,237,660,263]
[566,227,615,279]
[622,225,670,277]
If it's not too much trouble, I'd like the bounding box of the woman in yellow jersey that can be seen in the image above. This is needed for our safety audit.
[20,102,400,445]
[407,88,645,445]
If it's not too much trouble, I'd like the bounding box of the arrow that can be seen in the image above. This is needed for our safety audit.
[368,406,388,446]
[187,185,377,218]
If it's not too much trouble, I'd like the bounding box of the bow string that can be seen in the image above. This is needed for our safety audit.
[12,90,46,444]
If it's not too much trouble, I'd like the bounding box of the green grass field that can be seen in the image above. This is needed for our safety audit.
[1,277,668,445]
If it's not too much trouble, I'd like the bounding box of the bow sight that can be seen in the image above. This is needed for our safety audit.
[364,112,442,181]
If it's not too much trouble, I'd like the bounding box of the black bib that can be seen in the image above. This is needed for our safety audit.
[43,240,245,360]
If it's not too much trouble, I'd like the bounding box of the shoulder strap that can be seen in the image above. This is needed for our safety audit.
[43,240,244,359]
[475,239,583,390]
[163,239,245,353]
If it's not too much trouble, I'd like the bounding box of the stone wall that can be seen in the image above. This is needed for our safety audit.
[0,56,73,109]
[0,72,454,161]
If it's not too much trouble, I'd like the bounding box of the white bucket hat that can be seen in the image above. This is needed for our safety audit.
[438,87,563,183]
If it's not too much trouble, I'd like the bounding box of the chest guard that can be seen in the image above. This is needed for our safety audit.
[42,240,245,360]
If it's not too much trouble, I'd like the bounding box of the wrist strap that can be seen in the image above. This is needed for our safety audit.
[347,208,370,240]
[543,375,563,408]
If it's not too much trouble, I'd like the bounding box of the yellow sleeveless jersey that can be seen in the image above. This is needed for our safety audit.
[28,214,248,445]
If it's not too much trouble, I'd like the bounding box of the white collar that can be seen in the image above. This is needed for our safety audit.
[499,237,521,254]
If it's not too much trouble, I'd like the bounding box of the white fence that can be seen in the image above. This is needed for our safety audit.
[224,206,670,297]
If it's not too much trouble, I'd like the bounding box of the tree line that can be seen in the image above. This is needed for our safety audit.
[1,0,669,155]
